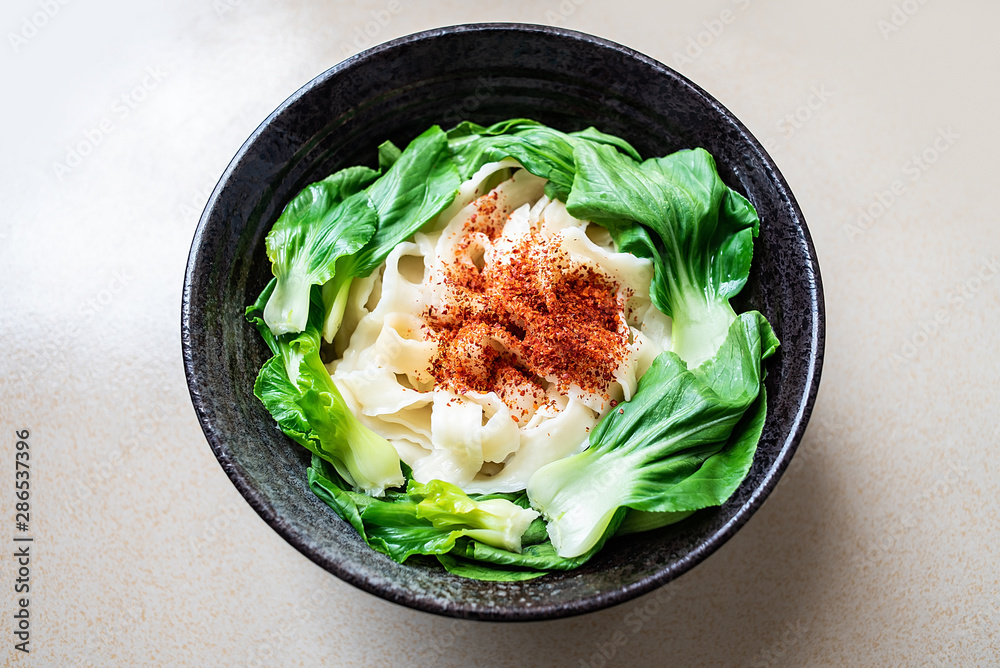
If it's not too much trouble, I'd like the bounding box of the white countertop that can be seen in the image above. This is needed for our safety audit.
[2,0,997,665]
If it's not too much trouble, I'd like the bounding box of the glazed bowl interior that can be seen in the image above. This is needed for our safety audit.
[182,23,824,621]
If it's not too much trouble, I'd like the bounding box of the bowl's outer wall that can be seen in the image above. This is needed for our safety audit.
[182,24,824,621]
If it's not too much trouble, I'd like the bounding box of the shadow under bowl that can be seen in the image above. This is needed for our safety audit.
[181,23,824,621]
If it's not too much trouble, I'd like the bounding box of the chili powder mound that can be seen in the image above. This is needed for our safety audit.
[424,218,628,419]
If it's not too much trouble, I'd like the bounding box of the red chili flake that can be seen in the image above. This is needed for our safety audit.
[423,190,628,415]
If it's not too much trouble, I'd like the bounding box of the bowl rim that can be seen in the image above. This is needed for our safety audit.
[182,21,825,621]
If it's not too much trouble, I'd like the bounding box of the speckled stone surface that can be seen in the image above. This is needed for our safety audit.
[183,24,823,621]
[3,0,998,664]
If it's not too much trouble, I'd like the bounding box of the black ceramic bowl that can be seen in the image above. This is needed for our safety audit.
[182,23,824,621]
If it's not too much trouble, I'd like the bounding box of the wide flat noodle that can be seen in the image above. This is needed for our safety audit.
[329,164,673,493]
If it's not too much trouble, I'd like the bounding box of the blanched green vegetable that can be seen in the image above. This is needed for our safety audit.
[262,167,379,335]
[308,454,612,580]
[567,143,758,368]
[249,282,404,496]
[248,119,777,578]
[260,126,461,340]
[445,119,642,203]
[308,455,539,560]
[527,312,777,557]
[320,126,461,341]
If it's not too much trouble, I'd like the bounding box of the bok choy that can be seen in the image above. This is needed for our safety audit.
[247,119,777,577]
